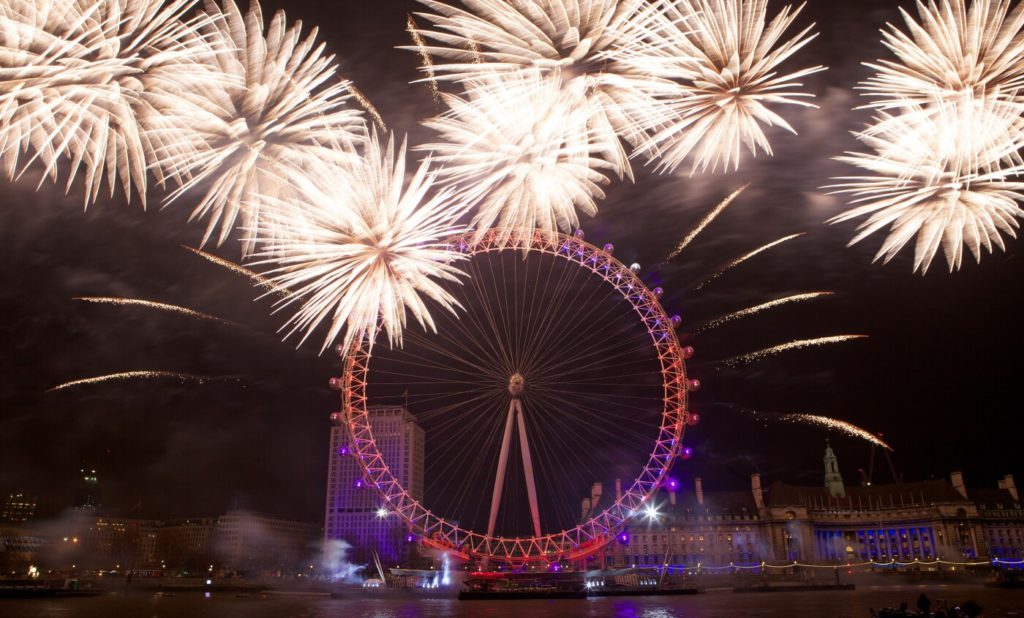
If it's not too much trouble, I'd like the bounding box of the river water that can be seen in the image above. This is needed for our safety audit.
[2,585,1023,617]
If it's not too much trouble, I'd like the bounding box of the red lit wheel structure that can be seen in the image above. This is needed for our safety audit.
[337,228,693,563]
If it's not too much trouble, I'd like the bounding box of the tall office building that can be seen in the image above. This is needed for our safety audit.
[1,493,37,523]
[324,406,424,566]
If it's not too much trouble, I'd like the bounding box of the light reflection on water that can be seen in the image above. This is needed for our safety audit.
[3,586,1023,618]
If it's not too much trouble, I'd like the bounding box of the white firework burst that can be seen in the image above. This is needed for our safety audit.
[257,133,469,354]
[626,0,824,173]
[830,99,1024,273]
[150,0,367,254]
[420,71,613,245]
[409,0,668,178]
[860,0,1024,111]
[0,0,217,205]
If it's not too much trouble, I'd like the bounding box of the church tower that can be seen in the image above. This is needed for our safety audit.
[824,440,846,498]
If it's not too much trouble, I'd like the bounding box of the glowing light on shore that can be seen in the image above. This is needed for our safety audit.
[663,184,749,263]
[73,297,237,327]
[697,292,834,332]
[720,335,868,367]
[48,371,235,392]
[694,233,804,290]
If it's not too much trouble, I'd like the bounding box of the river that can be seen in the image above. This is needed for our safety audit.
[1,584,1022,617]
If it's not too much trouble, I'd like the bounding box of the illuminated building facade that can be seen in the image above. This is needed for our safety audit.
[324,405,424,566]
[1,493,37,523]
[589,445,1023,568]
[215,510,320,574]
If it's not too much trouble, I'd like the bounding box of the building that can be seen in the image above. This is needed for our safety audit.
[158,517,217,572]
[75,468,101,511]
[1,493,37,523]
[324,406,425,566]
[215,510,320,574]
[589,444,1023,568]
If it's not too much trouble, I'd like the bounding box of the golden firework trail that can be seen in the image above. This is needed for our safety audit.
[696,292,834,333]
[779,414,893,451]
[48,371,237,393]
[348,83,387,132]
[720,335,867,367]
[694,233,804,290]
[74,297,237,327]
[664,184,749,263]
[407,15,441,104]
[181,245,288,297]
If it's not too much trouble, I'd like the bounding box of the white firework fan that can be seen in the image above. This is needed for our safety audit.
[257,132,470,354]
[0,0,218,205]
[626,0,824,174]
[150,0,367,254]
[830,99,1024,273]
[409,0,668,178]
[860,0,1024,111]
[420,70,614,245]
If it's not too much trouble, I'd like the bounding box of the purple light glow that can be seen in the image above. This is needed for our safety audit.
[681,447,694,459]
[667,478,680,491]
[355,479,364,488]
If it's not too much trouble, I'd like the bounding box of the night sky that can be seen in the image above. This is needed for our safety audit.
[1,0,1021,526]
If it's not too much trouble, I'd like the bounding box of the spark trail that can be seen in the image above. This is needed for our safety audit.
[48,371,239,392]
[696,292,834,332]
[349,83,387,132]
[693,233,804,290]
[726,405,891,449]
[407,15,441,103]
[181,245,288,297]
[718,335,868,367]
[74,297,238,327]
[663,184,749,263]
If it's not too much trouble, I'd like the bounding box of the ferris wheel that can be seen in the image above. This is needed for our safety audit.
[334,228,696,563]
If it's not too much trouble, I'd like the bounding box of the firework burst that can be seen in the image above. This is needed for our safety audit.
[409,0,669,178]
[830,100,1024,273]
[257,132,470,354]
[149,0,367,254]
[860,0,1024,111]
[421,71,613,244]
[0,0,218,204]
[626,0,824,173]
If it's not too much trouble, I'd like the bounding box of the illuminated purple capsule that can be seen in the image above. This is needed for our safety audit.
[653,287,664,299]
[681,447,694,460]
[667,478,680,491]
[687,412,701,426]
[687,379,701,392]
[682,346,695,359]
[574,229,586,239]
[630,263,641,273]
[334,343,346,357]
[603,243,614,254]
[328,377,343,391]
[670,315,682,328]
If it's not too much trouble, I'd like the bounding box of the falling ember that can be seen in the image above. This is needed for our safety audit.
[663,184,749,263]
[48,371,238,393]
[74,297,237,327]
[780,414,893,451]
[719,335,868,367]
[348,83,387,132]
[181,246,288,297]
[407,15,441,104]
[696,292,834,332]
[694,233,804,290]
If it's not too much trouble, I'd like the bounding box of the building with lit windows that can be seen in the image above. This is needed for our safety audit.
[215,510,320,574]
[324,405,424,566]
[1,493,37,523]
[586,444,1023,568]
